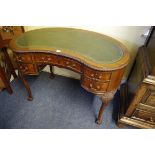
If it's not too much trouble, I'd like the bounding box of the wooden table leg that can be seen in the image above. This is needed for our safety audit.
[96,91,116,125]
[49,65,55,79]
[18,71,33,101]
[2,47,17,79]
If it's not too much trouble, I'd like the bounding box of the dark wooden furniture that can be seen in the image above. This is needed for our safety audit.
[118,27,155,128]
[0,26,24,93]
[9,28,130,124]
[0,52,13,94]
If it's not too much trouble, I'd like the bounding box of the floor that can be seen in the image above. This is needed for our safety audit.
[0,72,131,129]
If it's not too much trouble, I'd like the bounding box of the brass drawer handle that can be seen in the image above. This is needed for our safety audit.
[96,86,100,89]
[18,56,22,62]
[19,66,28,72]
[48,57,51,61]
[91,73,94,77]
[24,66,28,71]
[98,76,102,79]
[66,61,70,65]
[89,83,93,88]
[72,64,76,67]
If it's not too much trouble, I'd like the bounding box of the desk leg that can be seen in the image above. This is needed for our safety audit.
[18,71,33,101]
[49,65,55,79]
[96,91,115,125]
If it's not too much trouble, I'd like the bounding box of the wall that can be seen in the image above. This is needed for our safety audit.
[24,26,150,81]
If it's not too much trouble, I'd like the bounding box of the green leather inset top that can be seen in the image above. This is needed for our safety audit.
[16,28,124,64]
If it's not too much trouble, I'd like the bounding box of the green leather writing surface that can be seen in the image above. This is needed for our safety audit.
[16,28,123,64]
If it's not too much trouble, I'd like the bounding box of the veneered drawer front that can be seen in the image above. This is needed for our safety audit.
[34,53,58,64]
[83,66,111,81]
[16,54,32,63]
[58,57,82,73]
[81,76,109,93]
[132,109,155,123]
[18,63,37,75]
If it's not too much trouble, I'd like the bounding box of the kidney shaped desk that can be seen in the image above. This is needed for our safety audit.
[9,28,130,124]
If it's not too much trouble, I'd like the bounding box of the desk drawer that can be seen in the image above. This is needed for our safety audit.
[83,66,111,81]
[58,57,82,73]
[81,76,109,93]
[16,54,32,63]
[18,63,37,74]
[34,53,58,64]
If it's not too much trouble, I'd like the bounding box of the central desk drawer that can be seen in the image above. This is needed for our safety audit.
[58,57,82,73]
[16,54,32,63]
[34,54,58,64]
[83,66,111,81]
[18,63,37,74]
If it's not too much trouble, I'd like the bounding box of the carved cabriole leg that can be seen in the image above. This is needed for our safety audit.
[49,65,55,79]
[96,91,116,125]
[18,71,33,101]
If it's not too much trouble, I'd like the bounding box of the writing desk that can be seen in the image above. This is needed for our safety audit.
[9,28,130,124]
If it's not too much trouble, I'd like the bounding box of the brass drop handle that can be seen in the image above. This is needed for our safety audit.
[24,66,28,71]
[91,73,94,77]
[48,57,51,61]
[41,57,45,61]
[66,61,70,65]
[18,56,22,62]
[19,65,28,72]
[99,76,102,79]
[42,57,47,62]
[96,86,100,89]
[89,83,93,88]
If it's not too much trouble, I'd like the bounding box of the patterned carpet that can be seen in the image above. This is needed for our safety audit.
[0,72,130,129]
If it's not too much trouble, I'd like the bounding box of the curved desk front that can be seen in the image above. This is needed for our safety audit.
[9,28,130,124]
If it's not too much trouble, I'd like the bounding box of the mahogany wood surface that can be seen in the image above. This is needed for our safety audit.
[9,28,130,124]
